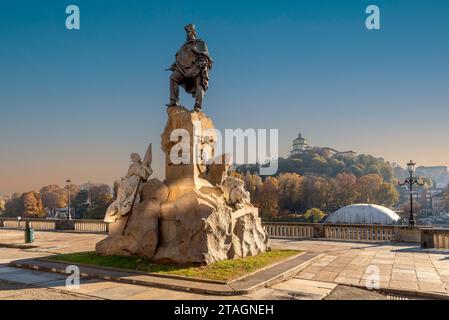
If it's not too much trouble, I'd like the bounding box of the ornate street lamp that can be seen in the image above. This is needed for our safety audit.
[398,160,424,227]
[66,178,72,220]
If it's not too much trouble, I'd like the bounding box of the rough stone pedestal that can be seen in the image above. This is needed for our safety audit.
[96,106,269,265]
[95,179,169,258]
[154,106,269,264]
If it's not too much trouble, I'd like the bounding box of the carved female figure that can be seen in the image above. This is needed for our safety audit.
[104,152,152,223]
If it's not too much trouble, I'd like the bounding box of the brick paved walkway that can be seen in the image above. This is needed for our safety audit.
[273,239,449,296]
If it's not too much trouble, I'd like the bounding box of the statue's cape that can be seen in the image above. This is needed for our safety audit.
[174,39,213,95]
[194,39,209,56]
[194,39,213,68]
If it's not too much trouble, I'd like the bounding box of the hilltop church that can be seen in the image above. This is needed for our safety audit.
[289,131,357,159]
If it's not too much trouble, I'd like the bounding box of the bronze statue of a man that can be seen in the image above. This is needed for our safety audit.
[167,24,213,111]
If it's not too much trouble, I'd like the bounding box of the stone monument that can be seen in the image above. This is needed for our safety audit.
[96,25,269,264]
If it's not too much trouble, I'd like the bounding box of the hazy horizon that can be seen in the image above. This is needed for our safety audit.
[1,0,449,195]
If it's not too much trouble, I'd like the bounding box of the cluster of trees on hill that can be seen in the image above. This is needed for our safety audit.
[235,151,405,220]
[1,183,114,220]
[239,152,397,183]
[236,171,399,221]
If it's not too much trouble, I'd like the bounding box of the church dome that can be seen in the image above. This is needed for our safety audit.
[324,204,400,225]
[293,132,306,143]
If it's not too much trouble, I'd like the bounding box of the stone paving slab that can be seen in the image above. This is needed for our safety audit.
[272,239,449,299]
[0,264,334,300]
[78,282,151,300]
[0,265,67,285]
[0,229,106,256]
[229,252,323,294]
[8,252,324,296]
[9,258,233,295]
[1,230,334,300]
[272,279,337,300]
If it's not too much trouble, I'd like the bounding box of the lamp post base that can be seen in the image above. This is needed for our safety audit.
[409,214,416,227]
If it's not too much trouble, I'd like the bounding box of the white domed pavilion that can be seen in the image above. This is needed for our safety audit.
[325,204,400,225]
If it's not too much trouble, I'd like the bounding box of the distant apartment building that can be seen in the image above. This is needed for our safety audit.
[432,196,447,215]
[414,188,445,209]
[415,166,449,189]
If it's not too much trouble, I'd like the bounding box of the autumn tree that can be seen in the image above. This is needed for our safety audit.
[299,175,335,212]
[299,175,315,212]
[22,191,44,217]
[90,184,112,204]
[304,208,326,223]
[40,185,66,216]
[356,174,383,203]
[61,184,80,206]
[278,173,302,213]
[377,182,399,207]
[4,193,23,217]
[333,173,358,208]
[73,189,89,217]
[313,176,335,211]
[258,176,280,219]
[243,172,263,206]
[81,184,113,219]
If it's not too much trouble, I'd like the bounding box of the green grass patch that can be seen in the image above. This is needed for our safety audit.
[50,250,300,282]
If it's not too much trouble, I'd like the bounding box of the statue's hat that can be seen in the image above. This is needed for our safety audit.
[184,24,196,31]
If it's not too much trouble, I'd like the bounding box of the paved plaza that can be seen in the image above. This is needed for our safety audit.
[0,230,335,300]
[1,230,449,299]
[274,239,449,296]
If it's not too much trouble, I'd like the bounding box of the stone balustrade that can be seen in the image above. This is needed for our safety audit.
[421,228,449,249]
[0,218,108,234]
[74,220,108,233]
[263,222,399,242]
[433,231,449,249]
[0,218,446,246]
[29,220,56,230]
[3,220,27,229]
[263,223,314,239]
[323,225,395,242]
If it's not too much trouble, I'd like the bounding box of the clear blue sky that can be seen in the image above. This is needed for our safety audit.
[1,0,448,194]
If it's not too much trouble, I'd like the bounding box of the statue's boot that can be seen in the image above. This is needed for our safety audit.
[194,104,202,112]
[166,102,180,108]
